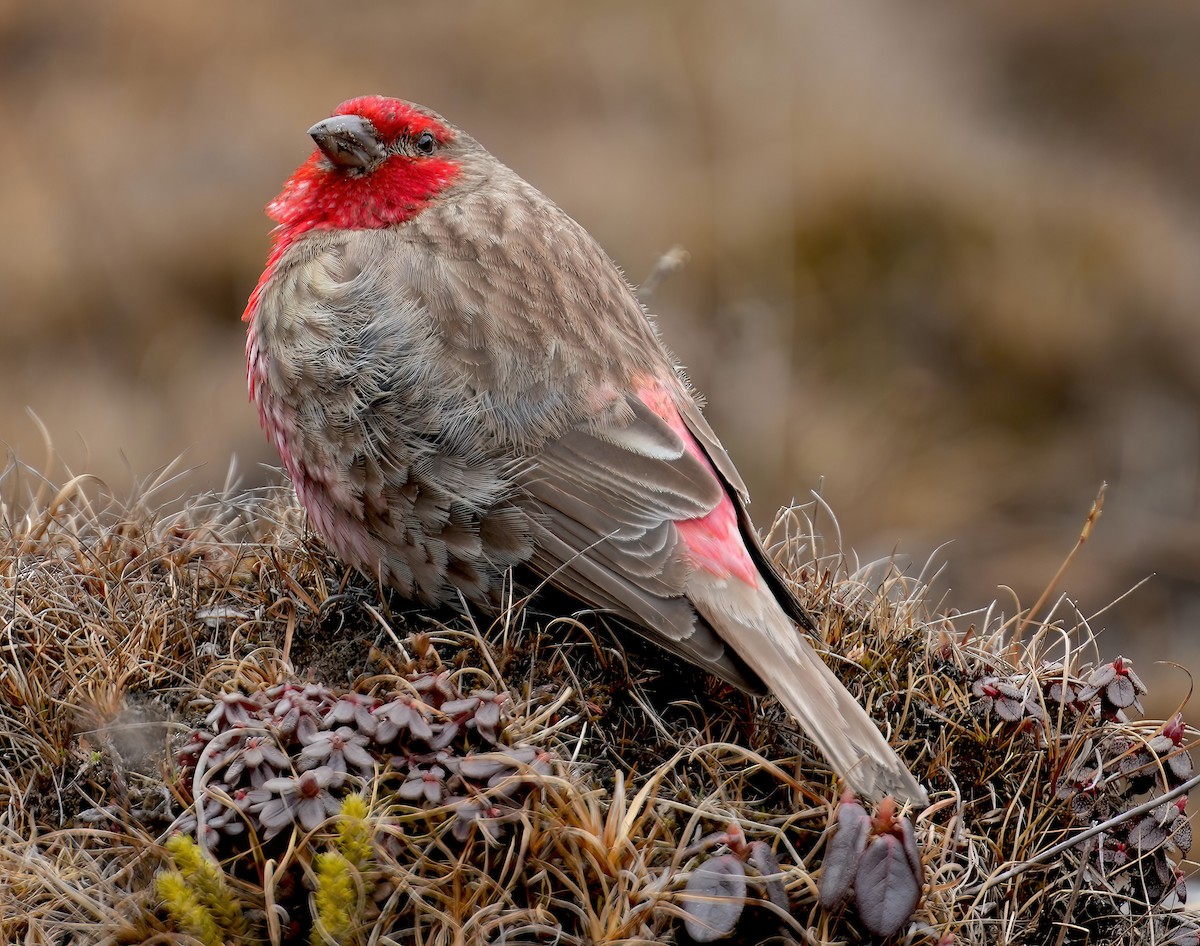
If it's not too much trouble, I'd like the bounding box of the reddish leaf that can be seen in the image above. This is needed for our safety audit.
[1087,662,1118,690]
[1046,679,1077,706]
[747,840,788,912]
[1106,674,1137,709]
[896,812,921,878]
[1168,752,1194,783]
[855,833,922,937]
[1171,818,1193,856]
[993,695,1025,721]
[457,753,513,780]
[819,795,870,910]
[683,854,747,942]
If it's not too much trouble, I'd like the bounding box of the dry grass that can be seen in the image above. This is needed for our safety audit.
[0,450,1196,945]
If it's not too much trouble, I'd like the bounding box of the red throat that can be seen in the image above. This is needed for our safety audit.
[264,149,459,235]
[241,97,460,327]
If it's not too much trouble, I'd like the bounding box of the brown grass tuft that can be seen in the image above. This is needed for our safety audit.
[0,453,1195,945]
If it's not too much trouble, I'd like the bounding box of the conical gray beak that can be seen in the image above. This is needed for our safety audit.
[308,115,386,170]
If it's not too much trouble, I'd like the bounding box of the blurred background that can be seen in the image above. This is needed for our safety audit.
[1,1,1199,718]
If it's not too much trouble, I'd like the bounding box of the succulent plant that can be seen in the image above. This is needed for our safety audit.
[173,672,556,850]
[678,821,791,942]
[971,675,1043,722]
[818,793,923,938]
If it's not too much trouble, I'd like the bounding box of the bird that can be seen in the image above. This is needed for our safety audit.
[243,95,927,806]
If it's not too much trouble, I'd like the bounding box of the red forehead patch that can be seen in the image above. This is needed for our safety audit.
[333,95,454,145]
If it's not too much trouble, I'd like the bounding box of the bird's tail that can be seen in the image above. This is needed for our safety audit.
[689,574,928,807]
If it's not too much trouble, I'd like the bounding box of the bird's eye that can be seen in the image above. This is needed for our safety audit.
[415,131,436,155]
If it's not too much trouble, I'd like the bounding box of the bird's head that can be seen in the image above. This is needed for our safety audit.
[266,95,464,235]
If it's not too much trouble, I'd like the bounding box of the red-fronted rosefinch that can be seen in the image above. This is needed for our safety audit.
[244,96,926,805]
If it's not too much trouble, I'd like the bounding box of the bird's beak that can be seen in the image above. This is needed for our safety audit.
[308,115,387,171]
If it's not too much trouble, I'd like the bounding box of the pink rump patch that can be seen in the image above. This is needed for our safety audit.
[635,378,759,588]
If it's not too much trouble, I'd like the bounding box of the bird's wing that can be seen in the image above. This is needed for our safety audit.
[522,379,927,804]
[668,392,815,630]
[517,383,766,691]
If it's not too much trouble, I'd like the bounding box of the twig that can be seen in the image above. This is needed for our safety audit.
[1011,483,1106,650]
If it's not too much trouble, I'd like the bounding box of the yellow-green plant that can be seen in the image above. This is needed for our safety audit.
[311,793,377,946]
[156,834,251,945]
[336,793,375,871]
[155,871,223,946]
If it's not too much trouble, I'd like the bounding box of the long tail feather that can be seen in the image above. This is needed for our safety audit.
[689,573,928,806]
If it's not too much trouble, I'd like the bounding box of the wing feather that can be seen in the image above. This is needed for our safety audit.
[517,390,761,689]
